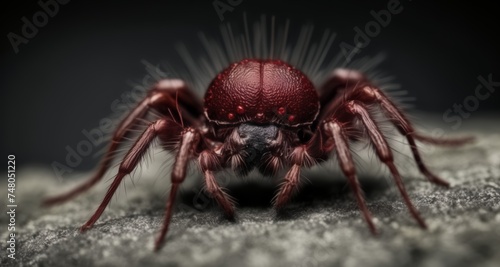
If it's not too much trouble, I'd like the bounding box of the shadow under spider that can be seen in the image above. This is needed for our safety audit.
[177,173,390,216]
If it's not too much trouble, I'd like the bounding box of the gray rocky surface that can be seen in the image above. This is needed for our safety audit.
[1,116,499,267]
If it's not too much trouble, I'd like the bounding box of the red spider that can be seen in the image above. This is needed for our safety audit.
[43,22,472,251]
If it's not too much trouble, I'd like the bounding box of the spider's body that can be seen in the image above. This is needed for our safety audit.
[43,37,472,252]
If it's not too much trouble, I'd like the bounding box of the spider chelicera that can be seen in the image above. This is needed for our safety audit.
[43,58,471,251]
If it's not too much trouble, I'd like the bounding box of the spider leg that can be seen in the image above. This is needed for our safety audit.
[345,101,427,228]
[155,128,200,251]
[43,79,202,206]
[272,120,377,234]
[80,119,181,232]
[355,86,473,186]
[199,151,235,218]
[273,146,314,209]
[319,69,473,144]
[324,120,377,234]
[319,69,472,187]
[273,164,302,209]
[412,132,474,146]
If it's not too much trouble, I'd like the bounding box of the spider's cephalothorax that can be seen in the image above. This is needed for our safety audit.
[204,59,319,126]
[43,58,472,251]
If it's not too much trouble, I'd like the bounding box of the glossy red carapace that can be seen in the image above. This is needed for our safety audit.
[204,59,320,126]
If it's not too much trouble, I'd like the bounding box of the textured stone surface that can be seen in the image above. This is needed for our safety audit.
[1,116,500,267]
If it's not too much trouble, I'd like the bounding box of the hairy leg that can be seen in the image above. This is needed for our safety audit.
[273,145,315,209]
[43,80,202,206]
[273,116,377,233]
[356,86,472,186]
[319,69,471,187]
[199,150,235,218]
[324,120,377,234]
[346,101,427,228]
[155,128,200,251]
[80,119,178,232]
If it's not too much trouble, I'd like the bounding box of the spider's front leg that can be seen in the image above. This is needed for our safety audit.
[198,150,236,218]
[273,145,316,209]
[43,79,203,206]
[156,136,237,249]
[155,127,201,251]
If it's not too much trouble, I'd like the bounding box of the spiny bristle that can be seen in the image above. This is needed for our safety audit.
[161,15,408,108]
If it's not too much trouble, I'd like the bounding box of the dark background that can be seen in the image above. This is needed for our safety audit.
[1,0,499,173]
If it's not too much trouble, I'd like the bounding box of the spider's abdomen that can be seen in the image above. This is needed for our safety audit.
[204,59,319,126]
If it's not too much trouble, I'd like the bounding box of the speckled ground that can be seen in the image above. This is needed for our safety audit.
[1,116,500,267]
